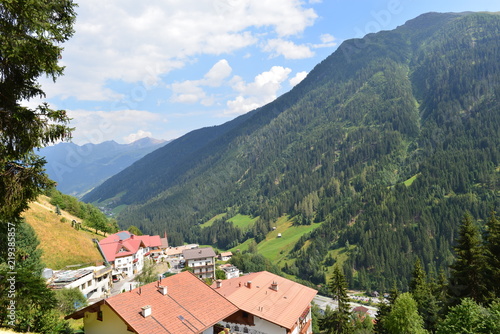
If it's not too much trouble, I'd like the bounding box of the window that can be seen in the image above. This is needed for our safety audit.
[243,327,249,333]
[97,311,103,321]
[242,311,249,318]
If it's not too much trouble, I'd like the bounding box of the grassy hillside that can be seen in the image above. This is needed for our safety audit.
[22,195,104,269]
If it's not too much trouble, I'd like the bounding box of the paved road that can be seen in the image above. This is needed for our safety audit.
[313,294,379,318]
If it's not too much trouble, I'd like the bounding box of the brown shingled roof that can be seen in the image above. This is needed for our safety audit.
[182,247,216,260]
[67,271,238,334]
[212,271,317,330]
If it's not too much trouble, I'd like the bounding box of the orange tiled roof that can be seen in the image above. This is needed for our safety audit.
[212,271,317,330]
[68,271,239,334]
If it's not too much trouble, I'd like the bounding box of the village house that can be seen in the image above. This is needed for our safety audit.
[48,265,112,300]
[212,271,317,334]
[66,271,239,334]
[97,231,162,279]
[219,263,240,279]
[182,247,216,280]
[67,270,317,334]
[219,251,233,261]
[163,244,199,259]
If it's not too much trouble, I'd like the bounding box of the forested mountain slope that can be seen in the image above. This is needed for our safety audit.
[84,12,500,290]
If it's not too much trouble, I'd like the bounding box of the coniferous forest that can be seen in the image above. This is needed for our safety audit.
[84,12,500,295]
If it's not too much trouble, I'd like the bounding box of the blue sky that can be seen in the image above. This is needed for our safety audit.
[33,0,500,144]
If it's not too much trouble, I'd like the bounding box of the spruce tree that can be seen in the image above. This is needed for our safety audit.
[484,210,500,299]
[448,213,489,305]
[320,266,352,334]
[409,258,439,332]
[374,283,399,334]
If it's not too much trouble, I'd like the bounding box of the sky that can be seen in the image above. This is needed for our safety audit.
[32,0,500,145]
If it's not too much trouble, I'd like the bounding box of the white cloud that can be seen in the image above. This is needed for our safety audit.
[67,109,164,144]
[224,66,292,116]
[41,1,318,101]
[289,71,308,86]
[312,33,338,48]
[170,59,233,105]
[123,130,153,144]
[263,39,315,59]
[204,59,233,87]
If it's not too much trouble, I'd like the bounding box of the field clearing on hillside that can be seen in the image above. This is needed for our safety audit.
[324,245,356,280]
[258,216,321,263]
[228,238,254,253]
[200,213,226,227]
[23,196,104,269]
[227,214,258,229]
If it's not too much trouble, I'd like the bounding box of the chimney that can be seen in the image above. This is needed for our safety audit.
[271,281,278,291]
[247,281,252,289]
[215,280,222,288]
[158,285,168,295]
[141,305,151,317]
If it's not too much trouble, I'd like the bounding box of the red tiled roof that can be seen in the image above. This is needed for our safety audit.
[98,231,161,262]
[212,271,317,330]
[136,235,162,248]
[68,271,239,334]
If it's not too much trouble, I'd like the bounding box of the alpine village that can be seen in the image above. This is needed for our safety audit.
[1,2,500,334]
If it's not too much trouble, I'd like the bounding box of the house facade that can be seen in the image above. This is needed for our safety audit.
[98,231,162,278]
[220,251,233,261]
[219,263,240,279]
[48,265,112,300]
[66,271,239,334]
[212,271,317,334]
[182,247,216,279]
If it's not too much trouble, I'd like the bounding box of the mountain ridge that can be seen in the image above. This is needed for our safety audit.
[41,137,168,197]
[83,12,500,290]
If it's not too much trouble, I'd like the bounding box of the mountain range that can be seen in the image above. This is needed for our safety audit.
[40,137,168,197]
[83,12,500,290]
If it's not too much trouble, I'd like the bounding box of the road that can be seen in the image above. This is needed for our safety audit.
[313,294,379,318]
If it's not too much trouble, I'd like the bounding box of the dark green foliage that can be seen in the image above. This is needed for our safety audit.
[0,220,71,332]
[228,252,281,275]
[198,219,243,249]
[128,225,143,236]
[484,211,500,298]
[436,298,500,334]
[54,287,87,315]
[374,284,399,334]
[409,258,440,332]
[447,213,490,305]
[0,0,76,222]
[84,12,500,291]
[215,269,226,280]
[47,188,118,235]
[135,259,157,286]
[320,266,352,334]
[385,293,427,334]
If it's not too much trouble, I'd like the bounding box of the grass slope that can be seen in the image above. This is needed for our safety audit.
[229,216,322,267]
[22,195,104,269]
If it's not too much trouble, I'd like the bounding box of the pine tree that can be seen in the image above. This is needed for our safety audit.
[448,213,490,305]
[320,266,352,334]
[409,258,439,332]
[484,210,500,298]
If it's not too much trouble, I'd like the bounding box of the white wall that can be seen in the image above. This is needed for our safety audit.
[223,315,287,334]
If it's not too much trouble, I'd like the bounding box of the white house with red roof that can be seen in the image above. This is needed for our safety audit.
[98,231,162,278]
